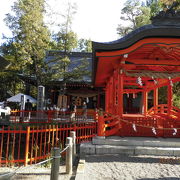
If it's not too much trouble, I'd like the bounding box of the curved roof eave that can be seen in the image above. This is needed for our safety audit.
[92,24,180,52]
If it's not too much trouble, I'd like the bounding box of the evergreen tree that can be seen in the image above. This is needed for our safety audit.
[4,0,51,86]
[117,0,151,37]
[48,2,91,83]
[160,0,180,10]
[77,38,92,52]
[0,38,26,99]
[146,0,162,17]
[53,2,78,53]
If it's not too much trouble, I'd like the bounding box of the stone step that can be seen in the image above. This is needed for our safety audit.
[92,136,180,147]
[80,143,180,156]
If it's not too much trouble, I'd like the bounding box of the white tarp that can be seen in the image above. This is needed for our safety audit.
[7,93,37,103]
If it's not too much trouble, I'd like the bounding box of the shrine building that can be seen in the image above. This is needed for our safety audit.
[92,10,180,137]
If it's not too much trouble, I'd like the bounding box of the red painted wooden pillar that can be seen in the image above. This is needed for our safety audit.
[98,109,105,136]
[97,91,100,109]
[118,69,124,117]
[112,70,118,114]
[142,90,148,116]
[114,70,118,115]
[109,77,113,114]
[105,80,111,113]
[167,84,173,116]
[153,88,158,114]
[105,86,108,112]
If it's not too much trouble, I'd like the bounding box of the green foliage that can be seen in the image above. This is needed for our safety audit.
[146,0,180,18]
[66,57,91,82]
[53,2,78,52]
[0,71,22,101]
[160,0,180,10]
[48,2,91,83]
[117,0,151,36]
[4,0,51,86]
[173,94,180,108]
[146,0,162,17]
[117,0,180,37]
[55,31,78,52]
[173,82,180,108]
[46,55,90,82]
[0,39,25,99]
[135,6,151,27]
[158,86,167,104]
[77,39,92,52]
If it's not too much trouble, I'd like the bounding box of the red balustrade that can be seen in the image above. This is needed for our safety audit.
[0,122,97,167]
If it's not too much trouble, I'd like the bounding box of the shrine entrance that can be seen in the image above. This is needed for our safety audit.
[92,11,180,137]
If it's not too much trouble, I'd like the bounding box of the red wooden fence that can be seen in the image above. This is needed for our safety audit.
[97,105,180,138]
[9,110,97,123]
[0,122,97,167]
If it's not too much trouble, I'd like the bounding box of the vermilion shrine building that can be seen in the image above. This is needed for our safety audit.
[93,11,180,137]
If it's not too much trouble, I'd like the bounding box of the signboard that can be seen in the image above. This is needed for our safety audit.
[20,95,25,110]
[20,95,25,121]
[37,86,45,111]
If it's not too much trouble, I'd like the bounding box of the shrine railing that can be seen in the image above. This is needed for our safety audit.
[0,122,97,167]
[1,110,98,124]
[148,104,168,115]
[147,104,180,119]
[97,111,121,137]
[97,109,180,138]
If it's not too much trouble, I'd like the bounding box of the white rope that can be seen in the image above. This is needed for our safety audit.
[132,124,137,132]
[173,128,177,136]
[60,145,69,154]
[0,142,71,179]
[0,171,16,178]
[0,145,70,178]
[0,157,53,178]
[152,127,157,135]
[52,155,61,159]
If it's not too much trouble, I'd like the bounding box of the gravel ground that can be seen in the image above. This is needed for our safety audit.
[0,165,75,180]
[84,154,180,180]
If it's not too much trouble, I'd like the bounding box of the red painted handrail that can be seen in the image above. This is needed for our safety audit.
[8,110,97,123]
[0,122,97,167]
[147,104,180,119]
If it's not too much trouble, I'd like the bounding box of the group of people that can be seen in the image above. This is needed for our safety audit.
[69,101,87,121]
[24,99,88,122]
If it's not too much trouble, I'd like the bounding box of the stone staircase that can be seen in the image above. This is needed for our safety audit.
[80,136,180,156]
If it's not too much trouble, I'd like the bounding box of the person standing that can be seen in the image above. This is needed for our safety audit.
[25,99,32,121]
[82,102,87,121]
[70,102,77,122]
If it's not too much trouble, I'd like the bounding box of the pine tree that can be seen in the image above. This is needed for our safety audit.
[48,2,90,83]
[117,0,151,37]
[5,0,51,86]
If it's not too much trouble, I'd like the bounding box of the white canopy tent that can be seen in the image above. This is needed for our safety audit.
[7,93,37,103]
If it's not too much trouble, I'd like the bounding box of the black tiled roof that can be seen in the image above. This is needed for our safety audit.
[45,51,92,82]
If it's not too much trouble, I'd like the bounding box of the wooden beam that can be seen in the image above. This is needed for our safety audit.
[124,59,180,66]
[124,89,143,94]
